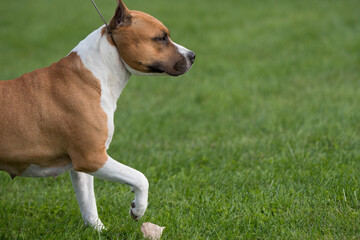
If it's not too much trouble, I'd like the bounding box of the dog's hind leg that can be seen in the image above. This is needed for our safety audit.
[90,156,149,221]
[70,170,106,231]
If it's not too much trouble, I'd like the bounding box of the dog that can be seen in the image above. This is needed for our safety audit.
[0,0,195,231]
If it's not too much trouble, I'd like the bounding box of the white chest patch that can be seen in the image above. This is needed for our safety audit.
[21,163,73,178]
[72,26,131,149]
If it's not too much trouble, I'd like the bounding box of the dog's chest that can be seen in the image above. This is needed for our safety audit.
[72,27,130,150]
[101,98,116,149]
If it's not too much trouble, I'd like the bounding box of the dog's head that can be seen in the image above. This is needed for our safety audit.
[108,0,195,76]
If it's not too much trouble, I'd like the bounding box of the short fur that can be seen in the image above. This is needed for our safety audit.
[0,0,194,230]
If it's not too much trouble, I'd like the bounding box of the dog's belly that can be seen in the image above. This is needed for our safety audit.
[0,162,73,178]
[21,163,73,178]
[0,154,72,178]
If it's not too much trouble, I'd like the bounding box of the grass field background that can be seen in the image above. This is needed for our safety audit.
[1,0,360,239]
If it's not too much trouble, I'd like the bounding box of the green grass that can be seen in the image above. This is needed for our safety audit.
[1,0,360,239]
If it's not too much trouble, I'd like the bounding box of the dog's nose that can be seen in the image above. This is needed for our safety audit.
[188,51,196,64]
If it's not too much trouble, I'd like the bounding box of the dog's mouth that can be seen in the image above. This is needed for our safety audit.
[147,64,165,74]
[147,58,191,77]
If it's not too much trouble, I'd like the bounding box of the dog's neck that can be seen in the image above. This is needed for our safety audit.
[71,26,131,148]
[72,25,131,114]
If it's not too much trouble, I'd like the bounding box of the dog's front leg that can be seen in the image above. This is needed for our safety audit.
[91,156,149,220]
[70,170,106,231]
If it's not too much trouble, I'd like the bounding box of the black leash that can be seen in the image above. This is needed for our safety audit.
[89,0,121,59]
[90,0,112,34]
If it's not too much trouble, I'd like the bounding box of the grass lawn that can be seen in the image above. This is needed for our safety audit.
[1,0,360,239]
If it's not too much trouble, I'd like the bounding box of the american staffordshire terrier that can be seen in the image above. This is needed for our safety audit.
[0,0,195,231]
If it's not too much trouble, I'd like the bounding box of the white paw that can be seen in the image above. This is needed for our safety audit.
[129,200,147,221]
[87,219,107,232]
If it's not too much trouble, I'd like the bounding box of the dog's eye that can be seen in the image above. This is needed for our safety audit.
[153,33,168,43]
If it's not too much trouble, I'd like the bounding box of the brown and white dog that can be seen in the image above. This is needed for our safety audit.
[0,0,195,231]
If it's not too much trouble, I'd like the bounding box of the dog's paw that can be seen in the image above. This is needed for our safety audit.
[87,218,107,232]
[129,200,146,221]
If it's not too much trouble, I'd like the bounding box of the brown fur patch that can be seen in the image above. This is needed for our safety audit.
[0,52,108,176]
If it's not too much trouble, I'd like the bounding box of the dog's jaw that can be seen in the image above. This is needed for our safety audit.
[123,61,167,76]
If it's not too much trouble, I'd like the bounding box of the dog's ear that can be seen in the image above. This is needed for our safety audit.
[109,0,132,29]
